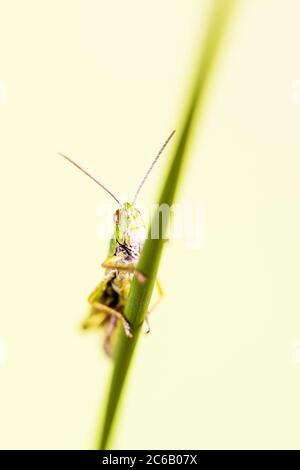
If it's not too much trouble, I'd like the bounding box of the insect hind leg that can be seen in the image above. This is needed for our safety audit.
[103,315,118,358]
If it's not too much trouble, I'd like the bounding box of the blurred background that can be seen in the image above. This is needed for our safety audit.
[1,0,300,450]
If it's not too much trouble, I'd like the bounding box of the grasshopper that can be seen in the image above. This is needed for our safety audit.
[60,130,175,356]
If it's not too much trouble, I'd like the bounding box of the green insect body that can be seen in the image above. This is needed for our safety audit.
[60,130,175,357]
[82,202,147,356]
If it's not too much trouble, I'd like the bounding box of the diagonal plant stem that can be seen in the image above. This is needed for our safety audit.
[97,0,237,450]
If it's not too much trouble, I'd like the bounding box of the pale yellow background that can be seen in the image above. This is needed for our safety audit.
[0,0,300,450]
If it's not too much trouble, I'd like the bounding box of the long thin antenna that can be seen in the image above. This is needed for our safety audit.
[59,152,121,205]
[132,130,176,204]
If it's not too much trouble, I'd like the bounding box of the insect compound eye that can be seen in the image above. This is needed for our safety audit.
[114,209,120,224]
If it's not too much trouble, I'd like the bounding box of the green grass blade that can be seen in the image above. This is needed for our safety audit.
[98,0,237,450]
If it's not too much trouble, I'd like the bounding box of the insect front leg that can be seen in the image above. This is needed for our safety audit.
[101,256,147,283]
[85,301,133,338]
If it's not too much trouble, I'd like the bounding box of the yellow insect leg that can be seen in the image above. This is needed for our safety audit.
[144,279,164,334]
[101,256,147,283]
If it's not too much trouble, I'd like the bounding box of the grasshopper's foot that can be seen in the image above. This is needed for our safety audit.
[103,315,117,358]
[135,269,147,284]
[144,315,151,335]
[142,279,164,334]
[122,317,133,338]
[104,340,114,358]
